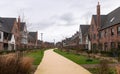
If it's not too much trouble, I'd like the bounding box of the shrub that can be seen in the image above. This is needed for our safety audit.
[116,65,120,74]
[97,59,116,74]
[98,59,109,74]
[0,52,33,74]
[86,58,93,62]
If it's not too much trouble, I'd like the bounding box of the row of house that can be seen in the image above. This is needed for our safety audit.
[0,16,41,51]
[57,2,120,51]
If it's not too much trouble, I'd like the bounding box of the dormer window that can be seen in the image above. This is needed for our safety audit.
[110,17,115,23]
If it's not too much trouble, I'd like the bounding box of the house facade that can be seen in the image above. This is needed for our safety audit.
[20,22,28,48]
[0,16,41,51]
[11,17,20,50]
[0,17,16,50]
[27,32,38,49]
[79,25,91,50]
[62,31,79,47]
[89,2,120,51]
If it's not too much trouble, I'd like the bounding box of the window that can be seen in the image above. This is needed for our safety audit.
[111,28,114,36]
[104,42,108,51]
[93,34,96,39]
[101,31,104,37]
[79,38,82,44]
[111,42,115,49]
[118,42,120,49]
[110,17,115,23]
[117,26,120,35]
[92,43,97,50]
[98,43,103,50]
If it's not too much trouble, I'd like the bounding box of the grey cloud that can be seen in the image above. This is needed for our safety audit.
[52,13,77,26]
[27,21,55,31]
[60,13,74,23]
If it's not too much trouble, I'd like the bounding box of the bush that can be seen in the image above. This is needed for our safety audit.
[116,65,120,74]
[0,50,16,54]
[97,59,116,74]
[97,59,109,74]
[86,58,93,62]
[0,52,33,74]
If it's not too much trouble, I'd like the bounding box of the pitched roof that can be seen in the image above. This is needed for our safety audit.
[0,17,16,33]
[29,32,37,39]
[92,15,107,28]
[28,32,37,42]
[80,25,90,35]
[103,7,120,29]
[93,7,120,29]
[28,33,34,42]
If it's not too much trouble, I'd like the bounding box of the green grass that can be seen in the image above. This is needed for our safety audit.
[54,49,100,64]
[25,50,44,65]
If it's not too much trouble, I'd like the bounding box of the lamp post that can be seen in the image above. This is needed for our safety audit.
[54,39,55,47]
[41,33,44,48]
[41,33,43,41]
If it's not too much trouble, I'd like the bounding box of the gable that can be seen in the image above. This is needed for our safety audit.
[11,20,19,34]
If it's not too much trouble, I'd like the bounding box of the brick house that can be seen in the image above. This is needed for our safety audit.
[79,25,91,50]
[27,32,38,49]
[19,22,28,49]
[89,2,120,51]
[56,42,63,48]
[43,42,54,48]
[0,17,17,50]
[12,17,20,49]
[37,40,42,48]
[62,31,79,47]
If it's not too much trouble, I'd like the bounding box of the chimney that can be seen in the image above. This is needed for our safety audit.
[97,2,101,29]
[18,16,21,31]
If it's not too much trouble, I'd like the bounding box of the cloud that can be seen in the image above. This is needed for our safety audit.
[27,20,55,31]
[0,0,119,42]
[60,13,74,22]
[50,13,78,26]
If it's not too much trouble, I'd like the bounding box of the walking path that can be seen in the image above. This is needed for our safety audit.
[34,49,91,74]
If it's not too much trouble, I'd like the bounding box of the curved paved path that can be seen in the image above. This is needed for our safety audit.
[34,49,91,74]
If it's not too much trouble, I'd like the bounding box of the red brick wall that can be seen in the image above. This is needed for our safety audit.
[99,24,120,51]
[11,21,20,49]
[90,20,120,51]
[0,43,3,50]
[90,17,99,50]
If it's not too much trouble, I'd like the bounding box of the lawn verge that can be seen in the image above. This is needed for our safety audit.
[25,49,44,74]
[54,49,99,65]
[54,49,117,74]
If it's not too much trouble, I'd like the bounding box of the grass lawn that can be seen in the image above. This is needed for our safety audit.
[54,49,100,64]
[25,49,44,65]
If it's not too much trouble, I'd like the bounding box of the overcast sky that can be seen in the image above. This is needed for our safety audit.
[0,0,120,43]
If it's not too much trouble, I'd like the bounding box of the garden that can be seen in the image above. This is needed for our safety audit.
[54,49,117,74]
[0,49,44,74]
